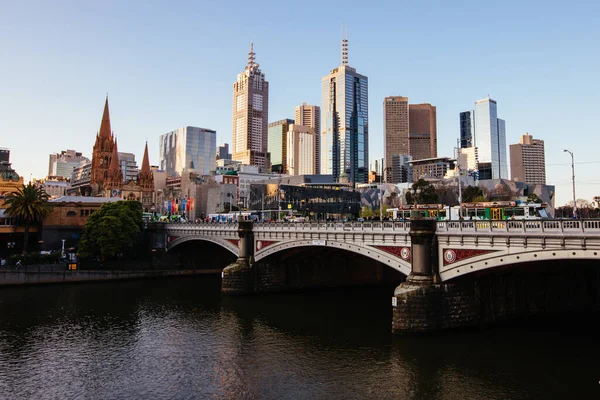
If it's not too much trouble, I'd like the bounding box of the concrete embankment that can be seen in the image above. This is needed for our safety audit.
[0,268,222,287]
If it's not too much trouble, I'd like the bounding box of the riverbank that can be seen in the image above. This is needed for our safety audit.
[0,268,222,287]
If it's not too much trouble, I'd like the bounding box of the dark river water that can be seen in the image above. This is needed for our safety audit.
[0,276,599,399]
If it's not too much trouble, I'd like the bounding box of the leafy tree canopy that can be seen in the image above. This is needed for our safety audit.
[462,186,486,203]
[78,201,143,259]
[405,179,439,205]
[526,193,543,204]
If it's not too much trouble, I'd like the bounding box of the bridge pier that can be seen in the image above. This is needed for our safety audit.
[392,219,479,334]
[222,220,255,295]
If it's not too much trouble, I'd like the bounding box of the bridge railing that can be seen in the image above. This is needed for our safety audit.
[164,222,239,232]
[436,219,600,234]
[253,221,410,231]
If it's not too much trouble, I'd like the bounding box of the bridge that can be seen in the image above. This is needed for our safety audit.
[153,219,600,334]
[162,219,600,281]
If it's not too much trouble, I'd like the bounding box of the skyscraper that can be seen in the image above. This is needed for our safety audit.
[383,96,409,182]
[287,124,316,176]
[159,126,217,176]
[321,32,368,185]
[295,103,321,174]
[409,103,437,159]
[268,119,294,173]
[459,111,473,148]
[510,133,546,184]
[232,42,270,169]
[461,97,508,180]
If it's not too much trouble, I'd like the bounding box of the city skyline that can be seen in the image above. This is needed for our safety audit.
[1,1,599,205]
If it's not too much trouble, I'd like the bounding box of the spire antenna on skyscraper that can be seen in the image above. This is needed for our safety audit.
[341,24,348,66]
[247,41,259,71]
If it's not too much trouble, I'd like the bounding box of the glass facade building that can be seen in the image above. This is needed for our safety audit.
[461,98,508,180]
[159,126,216,177]
[268,119,294,173]
[322,65,368,186]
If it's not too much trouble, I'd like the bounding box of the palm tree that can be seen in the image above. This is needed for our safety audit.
[4,183,52,255]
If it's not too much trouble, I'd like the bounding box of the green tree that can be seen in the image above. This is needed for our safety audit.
[79,201,143,259]
[4,183,52,255]
[526,193,543,204]
[462,186,486,203]
[405,179,439,205]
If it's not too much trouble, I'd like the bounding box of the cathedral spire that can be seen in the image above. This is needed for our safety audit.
[141,141,150,174]
[109,138,120,173]
[99,96,112,139]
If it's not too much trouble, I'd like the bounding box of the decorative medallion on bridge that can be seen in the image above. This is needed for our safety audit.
[226,239,240,248]
[256,240,278,251]
[443,248,498,265]
[167,236,179,244]
[373,246,411,261]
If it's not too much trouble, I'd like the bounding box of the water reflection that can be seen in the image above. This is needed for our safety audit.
[0,277,599,399]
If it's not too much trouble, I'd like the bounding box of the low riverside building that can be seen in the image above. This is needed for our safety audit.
[42,196,121,251]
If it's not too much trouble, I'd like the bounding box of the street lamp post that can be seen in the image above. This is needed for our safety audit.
[564,149,577,217]
[411,188,421,219]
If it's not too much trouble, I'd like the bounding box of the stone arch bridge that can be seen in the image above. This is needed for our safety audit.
[152,219,600,334]
[160,219,600,281]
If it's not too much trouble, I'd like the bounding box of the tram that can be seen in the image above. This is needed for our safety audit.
[387,201,549,221]
[458,201,549,220]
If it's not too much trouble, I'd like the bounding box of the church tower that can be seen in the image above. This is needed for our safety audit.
[90,96,117,193]
[104,138,123,196]
[138,142,155,210]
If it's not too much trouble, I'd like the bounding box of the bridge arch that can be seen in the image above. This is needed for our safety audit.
[167,235,239,256]
[254,239,412,276]
[440,248,600,281]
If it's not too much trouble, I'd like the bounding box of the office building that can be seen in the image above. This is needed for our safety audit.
[0,148,9,163]
[459,111,473,148]
[159,126,217,177]
[383,96,408,182]
[410,157,455,182]
[232,42,270,169]
[118,152,138,182]
[409,103,437,159]
[322,32,369,185]
[391,154,413,183]
[510,133,546,184]
[268,119,294,173]
[460,97,508,180]
[295,103,321,174]
[48,149,89,179]
[217,144,232,160]
[287,124,316,176]
[384,98,437,180]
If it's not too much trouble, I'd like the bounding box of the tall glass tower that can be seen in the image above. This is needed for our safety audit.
[461,98,508,180]
[159,126,216,176]
[321,31,368,185]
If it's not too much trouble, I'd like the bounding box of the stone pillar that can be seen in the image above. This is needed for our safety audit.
[407,218,437,283]
[221,220,255,295]
[392,218,480,334]
[392,218,438,333]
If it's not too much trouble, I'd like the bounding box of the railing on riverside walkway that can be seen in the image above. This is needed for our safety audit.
[436,219,600,234]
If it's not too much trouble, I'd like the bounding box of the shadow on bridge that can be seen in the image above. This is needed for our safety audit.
[255,246,405,292]
[448,258,600,325]
[168,240,237,272]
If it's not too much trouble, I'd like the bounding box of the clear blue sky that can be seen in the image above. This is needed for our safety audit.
[1,0,599,206]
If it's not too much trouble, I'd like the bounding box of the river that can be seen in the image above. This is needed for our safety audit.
[0,276,599,399]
